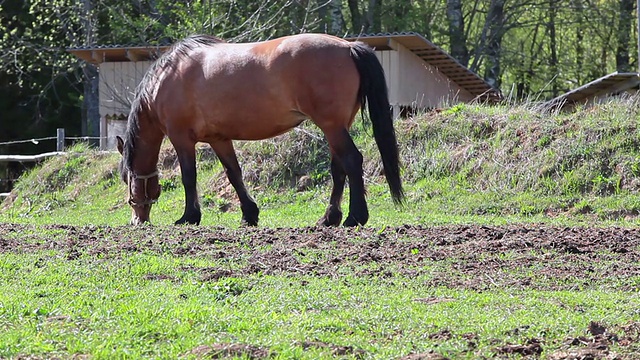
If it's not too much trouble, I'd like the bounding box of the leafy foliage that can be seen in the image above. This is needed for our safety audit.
[1,0,637,153]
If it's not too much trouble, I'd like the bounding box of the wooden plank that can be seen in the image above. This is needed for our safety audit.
[125,49,143,62]
[388,50,400,105]
[100,115,108,150]
[98,62,110,119]
[387,38,400,51]
[91,50,102,63]
[115,61,127,114]
[592,76,640,98]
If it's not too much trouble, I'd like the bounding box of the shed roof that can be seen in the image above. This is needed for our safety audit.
[68,44,170,64]
[547,72,640,109]
[345,32,502,102]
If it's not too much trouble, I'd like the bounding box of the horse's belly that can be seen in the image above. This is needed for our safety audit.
[207,111,305,141]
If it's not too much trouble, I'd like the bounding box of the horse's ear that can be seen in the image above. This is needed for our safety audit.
[116,136,124,155]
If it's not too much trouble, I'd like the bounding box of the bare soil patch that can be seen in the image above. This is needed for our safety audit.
[2,223,640,358]
[1,223,639,291]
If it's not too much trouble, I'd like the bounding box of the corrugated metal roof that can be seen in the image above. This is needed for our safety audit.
[547,72,640,108]
[345,32,502,102]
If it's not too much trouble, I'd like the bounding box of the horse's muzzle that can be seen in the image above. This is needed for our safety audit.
[130,206,152,225]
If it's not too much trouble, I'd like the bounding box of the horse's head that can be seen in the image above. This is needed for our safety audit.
[116,136,161,225]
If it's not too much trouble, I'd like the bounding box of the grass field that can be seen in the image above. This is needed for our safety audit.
[1,101,640,359]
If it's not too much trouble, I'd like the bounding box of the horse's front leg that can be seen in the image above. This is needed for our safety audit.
[210,140,259,226]
[174,143,202,225]
[317,156,345,226]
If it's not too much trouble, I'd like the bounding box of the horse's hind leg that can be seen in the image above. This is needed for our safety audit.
[209,140,259,226]
[317,157,345,226]
[174,142,202,225]
[324,128,368,226]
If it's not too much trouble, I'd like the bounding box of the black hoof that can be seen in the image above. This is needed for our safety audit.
[241,216,259,227]
[343,214,367,227]
[175,212,201,225]
[240,203,259,226]
[317,210,342,227]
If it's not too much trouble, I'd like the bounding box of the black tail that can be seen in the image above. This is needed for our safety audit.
[349,42,404,204]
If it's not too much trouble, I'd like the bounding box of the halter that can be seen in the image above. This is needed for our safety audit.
[127,170,160,206]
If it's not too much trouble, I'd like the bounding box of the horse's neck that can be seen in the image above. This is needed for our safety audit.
[131,117,163,175]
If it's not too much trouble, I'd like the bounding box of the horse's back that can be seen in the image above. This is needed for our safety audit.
[152,34,361,141]
[260,34,361,126]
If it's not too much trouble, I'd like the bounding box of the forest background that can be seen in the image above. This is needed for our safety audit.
[0,0,638,154]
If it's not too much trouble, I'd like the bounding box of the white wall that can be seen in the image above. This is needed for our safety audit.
[374,42,474,117]
[395,44,474,107]
[98,61,151,149]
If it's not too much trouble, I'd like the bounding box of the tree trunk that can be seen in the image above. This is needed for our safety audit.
[388,0,411,32]
[83,65,100,144]
[526,23,543,99]
[418,0,442,41]
[82,0,100,144]
[367,0,383,33]
[347,0,363,33]
[515,40,526,99]
[468,0,493,73]
[549,0,559,96]
[616,0,634,72]
[317,1,328,32]
[483,0,505,89]
[446,0,469,67]
[573,0,584,85]
[329,0,345,35]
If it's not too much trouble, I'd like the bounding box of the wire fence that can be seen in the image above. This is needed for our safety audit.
[0,136,105,147]
[0,137,57,146]
[0,129,113,196]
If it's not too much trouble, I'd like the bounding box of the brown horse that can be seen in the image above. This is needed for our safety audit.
[116,33,403,226]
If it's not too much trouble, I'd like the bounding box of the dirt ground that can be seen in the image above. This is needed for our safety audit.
[2,223,640,359]
[2,223,639,290]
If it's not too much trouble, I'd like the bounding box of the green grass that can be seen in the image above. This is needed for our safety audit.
[4,99,640,228]
[2,100,640,358]
[1,252,638,359]
[7,177,640,228]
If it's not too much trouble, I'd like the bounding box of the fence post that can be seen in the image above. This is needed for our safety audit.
[56,128,65,152]
[100,116,107,150]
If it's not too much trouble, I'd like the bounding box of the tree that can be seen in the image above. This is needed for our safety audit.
[446,0,468,66]
[81,0,99,143]
[548,0,559,96]
[573,0,585,86]
[366,0,383,33]
[385,0,412,32]
[317,0,346,35]
[482,0,506,89]
[616,0,635,72]
[346,0,363,33]
[0,0,84,153]
[3,0,640,154]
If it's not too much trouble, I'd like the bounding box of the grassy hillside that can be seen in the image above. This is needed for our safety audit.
[2,97,640,227]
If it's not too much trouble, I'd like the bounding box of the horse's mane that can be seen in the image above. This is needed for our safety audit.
[123,35,225,170]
